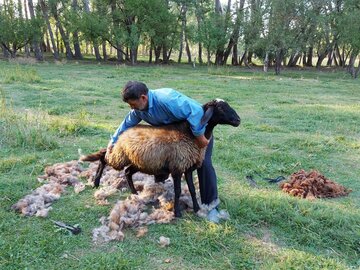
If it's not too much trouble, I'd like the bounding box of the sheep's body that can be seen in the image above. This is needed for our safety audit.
[81,99,241,217]
[108,122,205,175]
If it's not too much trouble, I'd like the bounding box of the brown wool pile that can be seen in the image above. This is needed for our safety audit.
[280,170,351,199]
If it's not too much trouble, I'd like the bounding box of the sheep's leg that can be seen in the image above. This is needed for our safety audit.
[93,158,106,188]
[124,165,138,194]
[172,173,182,218]
[184,170,200,213]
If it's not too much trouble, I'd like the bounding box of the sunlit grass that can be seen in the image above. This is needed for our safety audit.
[0,64,41,83]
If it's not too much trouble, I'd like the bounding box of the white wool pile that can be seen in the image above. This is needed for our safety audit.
[92,176,200,243]
[13,158,230,243]
[11,182,64,217]
[12,160,127,217]
[38,160,84,185]
[12,161,89,217]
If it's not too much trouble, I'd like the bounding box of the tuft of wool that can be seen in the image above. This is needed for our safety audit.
[136,226,148,238]
[158,236,170,247]
[74,182,86,194]
[94,186,118,201]
[92,225,124,244]
[35,207,52,218]
[147,209,174,224]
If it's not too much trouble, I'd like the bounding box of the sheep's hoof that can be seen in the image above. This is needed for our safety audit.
[174,211,182,218]
[193,206,200,213]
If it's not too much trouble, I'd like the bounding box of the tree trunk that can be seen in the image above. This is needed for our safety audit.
[40,0,59,60]
[215,0,222,13]
[306,46,313,67]
[149,42,153,64]
[275,49,284,75]
[316,48,330,69]
[130,47,137,65]
[162,45,168,64]
[247,51,253,65]
[264,52,269,72]
[287,51,301,67]
[232,44,238,65]
[302,52,306,66]
[45,31,51,52]
[327,49,334,66]
[239,51,246,66]
[28,0,43,60]
[51,4,73,59]
[223,0,245,66]
[155,45,161,63]
[1,44,11,58]
[110,0,123,63]
[207,48,211,65]
[185,38,192,63]
[55,25,60,54]
[198,43,203,64]
[214,0,232,65]
[178,4,187,63]
[355,57,360,79]
[72,0,83,59]
[23,0,30,56]
[94,42,102,61]
[73,31,82,59]
[102,41,107,61]
[347,51,359,78]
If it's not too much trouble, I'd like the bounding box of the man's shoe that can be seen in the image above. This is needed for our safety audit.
[207,208,220,223]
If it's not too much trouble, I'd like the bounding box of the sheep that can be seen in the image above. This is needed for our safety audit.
[81,99,241,217]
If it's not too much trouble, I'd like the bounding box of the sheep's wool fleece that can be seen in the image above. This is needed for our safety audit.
[280,170,351,199]
[12,160,227,243]
[11,161,85,217]
[108,124,206,174]
[12,161,126,217]
[93,174,200,243]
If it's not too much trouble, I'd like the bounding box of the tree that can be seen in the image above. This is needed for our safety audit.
[337,0,360,78]
[39,0,59,59]
[0,0,42,58]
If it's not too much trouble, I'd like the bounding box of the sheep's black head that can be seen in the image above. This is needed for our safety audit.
[202,99,241,127]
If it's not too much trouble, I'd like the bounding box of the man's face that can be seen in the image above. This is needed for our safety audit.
[127,95,148,111]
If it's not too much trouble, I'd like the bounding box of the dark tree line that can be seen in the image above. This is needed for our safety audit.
[1,0,360,77]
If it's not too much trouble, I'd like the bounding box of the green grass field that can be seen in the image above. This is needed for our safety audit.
[0,60,359,269]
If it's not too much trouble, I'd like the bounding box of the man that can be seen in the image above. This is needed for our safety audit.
[107,81,220,223]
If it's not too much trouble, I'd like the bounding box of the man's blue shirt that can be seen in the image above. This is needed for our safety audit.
[111,88,206,144]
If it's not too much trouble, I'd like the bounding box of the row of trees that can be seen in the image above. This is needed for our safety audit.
[1,0,360,77]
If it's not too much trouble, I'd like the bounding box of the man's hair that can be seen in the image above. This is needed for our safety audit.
[122,81,149,102]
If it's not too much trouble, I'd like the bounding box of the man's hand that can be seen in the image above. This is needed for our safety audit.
[195,134,209,148]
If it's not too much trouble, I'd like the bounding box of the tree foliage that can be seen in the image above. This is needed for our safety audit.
[1,0,360,77]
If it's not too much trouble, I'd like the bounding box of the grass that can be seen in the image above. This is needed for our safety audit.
[0,60,359,269]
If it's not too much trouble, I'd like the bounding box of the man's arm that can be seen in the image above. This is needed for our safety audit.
[108,111,141,153]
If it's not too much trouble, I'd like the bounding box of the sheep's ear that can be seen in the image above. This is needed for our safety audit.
[201,106,214,125]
